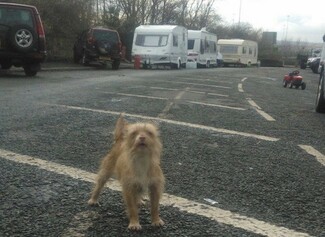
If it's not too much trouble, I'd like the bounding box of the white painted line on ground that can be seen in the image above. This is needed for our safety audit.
[0,149,311,237]
[298,145,325,166]
[238,83,244,92]
[174,77,234,84]
[61,211,98,237]
[171,81,231,89]
[187,90,229,97]
[241,77,248,82]
[103,92,167,100]
[188,101,246,111]
[247,98,276,122]
[150,87,179,91]
[247,98,262,110]
[158,88,188,118]
[45,103,279,141]
[104,90,235,117]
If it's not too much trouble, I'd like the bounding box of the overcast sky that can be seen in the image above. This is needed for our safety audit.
[214,0,325,43]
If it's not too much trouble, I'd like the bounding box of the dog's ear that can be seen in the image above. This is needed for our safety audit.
[114,114,128,141]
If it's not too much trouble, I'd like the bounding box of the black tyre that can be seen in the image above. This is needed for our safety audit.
[1,62,12,69]
[73,48,81,64]
[82,51,89,66]
[112,60,120,70]
[23,64,39,77]
[283,80,287,87]
[316,71,325,113]
[301,82,306,90]
[300,62,306,69]
[311,65,319,74]
[9,25,37,53]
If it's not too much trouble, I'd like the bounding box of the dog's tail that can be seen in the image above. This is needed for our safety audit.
[114,113,127,142]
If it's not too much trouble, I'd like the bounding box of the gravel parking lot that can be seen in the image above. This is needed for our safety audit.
[0,65,324,236]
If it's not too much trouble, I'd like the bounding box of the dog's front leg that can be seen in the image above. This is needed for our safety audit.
[123,187,142,231]
[149,182,164,227]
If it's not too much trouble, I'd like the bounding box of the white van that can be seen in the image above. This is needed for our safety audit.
[187,29,217,68]
[217,39,258,67]
[131,25,187,69]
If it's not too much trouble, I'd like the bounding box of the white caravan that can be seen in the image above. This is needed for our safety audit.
[217,39,258,67]
[187,29,218,68]
[132,25,187,69]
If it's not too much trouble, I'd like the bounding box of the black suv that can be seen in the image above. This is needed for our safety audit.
[0,3,46,76]
[73,26,122,70]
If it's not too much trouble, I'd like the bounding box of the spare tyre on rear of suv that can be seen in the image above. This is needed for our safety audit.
[9,24,37,52]
[0,3,46,76]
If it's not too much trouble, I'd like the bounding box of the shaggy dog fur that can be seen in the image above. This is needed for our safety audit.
[88,115,165,230]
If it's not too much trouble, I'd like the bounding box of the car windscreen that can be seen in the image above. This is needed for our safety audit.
[219,45,238,54]
[0,7,34,27]
[93,30,119,43]
[135,34,168,47]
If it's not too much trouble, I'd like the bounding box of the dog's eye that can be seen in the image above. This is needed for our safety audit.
[147,131,154,136]
[130,131,137,137]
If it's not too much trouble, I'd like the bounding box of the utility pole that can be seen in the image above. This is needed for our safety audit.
[285,15,289,42]
[238,0,242,25]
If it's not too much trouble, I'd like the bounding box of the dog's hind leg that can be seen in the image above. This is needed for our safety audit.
[88,154,116,205]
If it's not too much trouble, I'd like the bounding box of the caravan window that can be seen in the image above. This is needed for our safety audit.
[173,34,178,47]
[242,47,247,54]
[188,39,195,50]
[219,45,238,54]
[135,34,168,47]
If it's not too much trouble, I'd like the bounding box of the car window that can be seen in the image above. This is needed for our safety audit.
[0,7,34,27]
[93,29,119,42]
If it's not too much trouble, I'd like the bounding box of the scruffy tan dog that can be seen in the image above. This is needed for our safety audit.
[88,114,165,231]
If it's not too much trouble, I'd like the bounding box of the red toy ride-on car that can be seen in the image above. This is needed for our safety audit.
[283,70,306,90]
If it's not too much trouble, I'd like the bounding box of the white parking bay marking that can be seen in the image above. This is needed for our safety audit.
[170,81,231,89]
[298,145,325,166]
[188,101,246,111]
[61,211,98,237]
[104,92,168,100]
[47,104,279,141]
[247,98,276,122]
[0,149,312,237]
[158,88,188,118]
[238,83,244,92]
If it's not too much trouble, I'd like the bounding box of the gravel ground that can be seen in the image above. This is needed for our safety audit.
[0,66,324,236]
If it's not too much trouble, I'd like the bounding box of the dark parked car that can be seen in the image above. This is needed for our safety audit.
[73,26,122,70]
[315,35,325,113]
[0,3,46,76]
[307,57,320,74]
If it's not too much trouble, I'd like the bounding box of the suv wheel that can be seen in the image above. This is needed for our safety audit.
[9,25,37,52]
[82,51,89,66]
[23,63,40,77]
[316,70,325,113]
[112,60,120,70]
[1,62,12,70]
[73,49,81,64]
